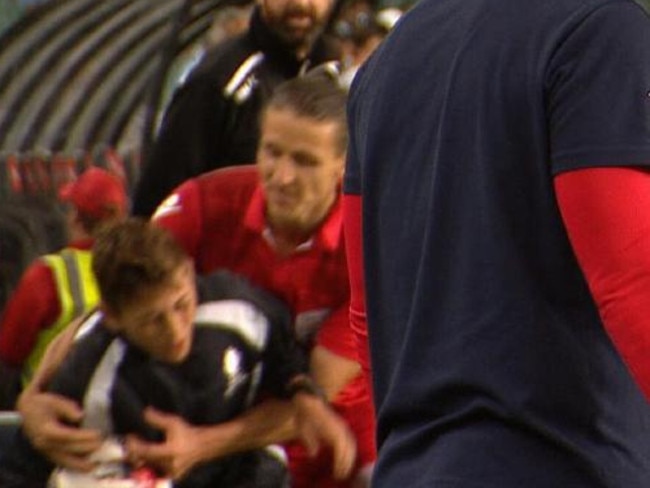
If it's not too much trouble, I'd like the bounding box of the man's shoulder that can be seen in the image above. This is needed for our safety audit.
[187,34,260,85]
[196,165,259,195]
[152,166,259,240]
[164,166,259,227]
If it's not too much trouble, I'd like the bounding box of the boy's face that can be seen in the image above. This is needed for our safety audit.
[105,261,197,364]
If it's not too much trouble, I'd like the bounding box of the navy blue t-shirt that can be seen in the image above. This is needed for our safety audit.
[345,0,650,486]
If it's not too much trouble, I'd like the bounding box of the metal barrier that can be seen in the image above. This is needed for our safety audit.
[0,0,236,193]
[0,411,22,461]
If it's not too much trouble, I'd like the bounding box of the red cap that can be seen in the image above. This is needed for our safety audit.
[59,167,128,219]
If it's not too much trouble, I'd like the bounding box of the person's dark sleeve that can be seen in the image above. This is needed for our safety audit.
[260,307,310,399]
[132,78,227,217]
[555,166,650,401]
[197,271,309,397]
[0,319,110,486]
[0,361,20,409]
[0,428,55,486]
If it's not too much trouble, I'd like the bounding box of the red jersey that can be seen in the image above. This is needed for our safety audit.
[0,240,94,367]
[153,166,376,484]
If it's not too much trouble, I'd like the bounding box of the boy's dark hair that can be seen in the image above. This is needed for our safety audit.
[263,71,349,155]
[92,218,189,311]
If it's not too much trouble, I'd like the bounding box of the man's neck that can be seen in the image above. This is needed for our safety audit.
[266,195,337,255]
[69,223,92,242]
[293,41,313,61]
[266,225,313,256]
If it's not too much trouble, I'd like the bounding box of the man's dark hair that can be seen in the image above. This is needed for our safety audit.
[264,72,348,155]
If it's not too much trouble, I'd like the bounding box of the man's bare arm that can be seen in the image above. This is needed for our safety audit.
[126,356,359,482]
[22,314,82,392]
[17,316,102,471]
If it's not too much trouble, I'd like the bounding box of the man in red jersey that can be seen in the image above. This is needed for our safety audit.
[17,74,375,488]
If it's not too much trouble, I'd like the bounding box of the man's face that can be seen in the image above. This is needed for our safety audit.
[259,0,335,52]
[257,107,345,235]
[106,261,197,364]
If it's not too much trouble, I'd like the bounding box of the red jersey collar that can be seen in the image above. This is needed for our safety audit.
[244,185,343,251]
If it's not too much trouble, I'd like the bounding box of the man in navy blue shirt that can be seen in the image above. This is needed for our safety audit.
[342,0,650,486]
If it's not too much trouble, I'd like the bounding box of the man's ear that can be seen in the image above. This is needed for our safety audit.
[99,302,122,332]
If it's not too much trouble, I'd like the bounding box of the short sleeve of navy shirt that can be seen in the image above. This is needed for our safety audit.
[344,0,650,487]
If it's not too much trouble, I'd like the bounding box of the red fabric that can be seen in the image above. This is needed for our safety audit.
[152,166,352,352]
[59,167,128,218]
[0,263,58,366]
[286,372,376,487]
[285,435,365,488]
[152,166,376,481]
[315,305,356,362]
[342,194,371,376]
[340,193,377,473]
[555,167,650,401]
[0,240,94,366]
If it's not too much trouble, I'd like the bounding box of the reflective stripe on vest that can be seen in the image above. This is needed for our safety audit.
[22,248,100,385]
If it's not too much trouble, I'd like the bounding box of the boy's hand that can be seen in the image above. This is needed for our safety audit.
[125,407,204,481]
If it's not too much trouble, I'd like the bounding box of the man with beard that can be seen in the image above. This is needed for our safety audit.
[132,0,340,217]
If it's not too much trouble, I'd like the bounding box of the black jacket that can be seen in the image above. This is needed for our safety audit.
[0,271,304,487]
[132,8,339,216]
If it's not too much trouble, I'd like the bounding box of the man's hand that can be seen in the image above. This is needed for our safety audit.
[125,408,205,481]
[17,390,102,471]
[293,392,357,480]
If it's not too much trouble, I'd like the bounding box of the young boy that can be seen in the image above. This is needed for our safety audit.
[0,218,321,487]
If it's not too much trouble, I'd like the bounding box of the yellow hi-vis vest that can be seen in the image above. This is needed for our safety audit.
[22,248,100,385]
